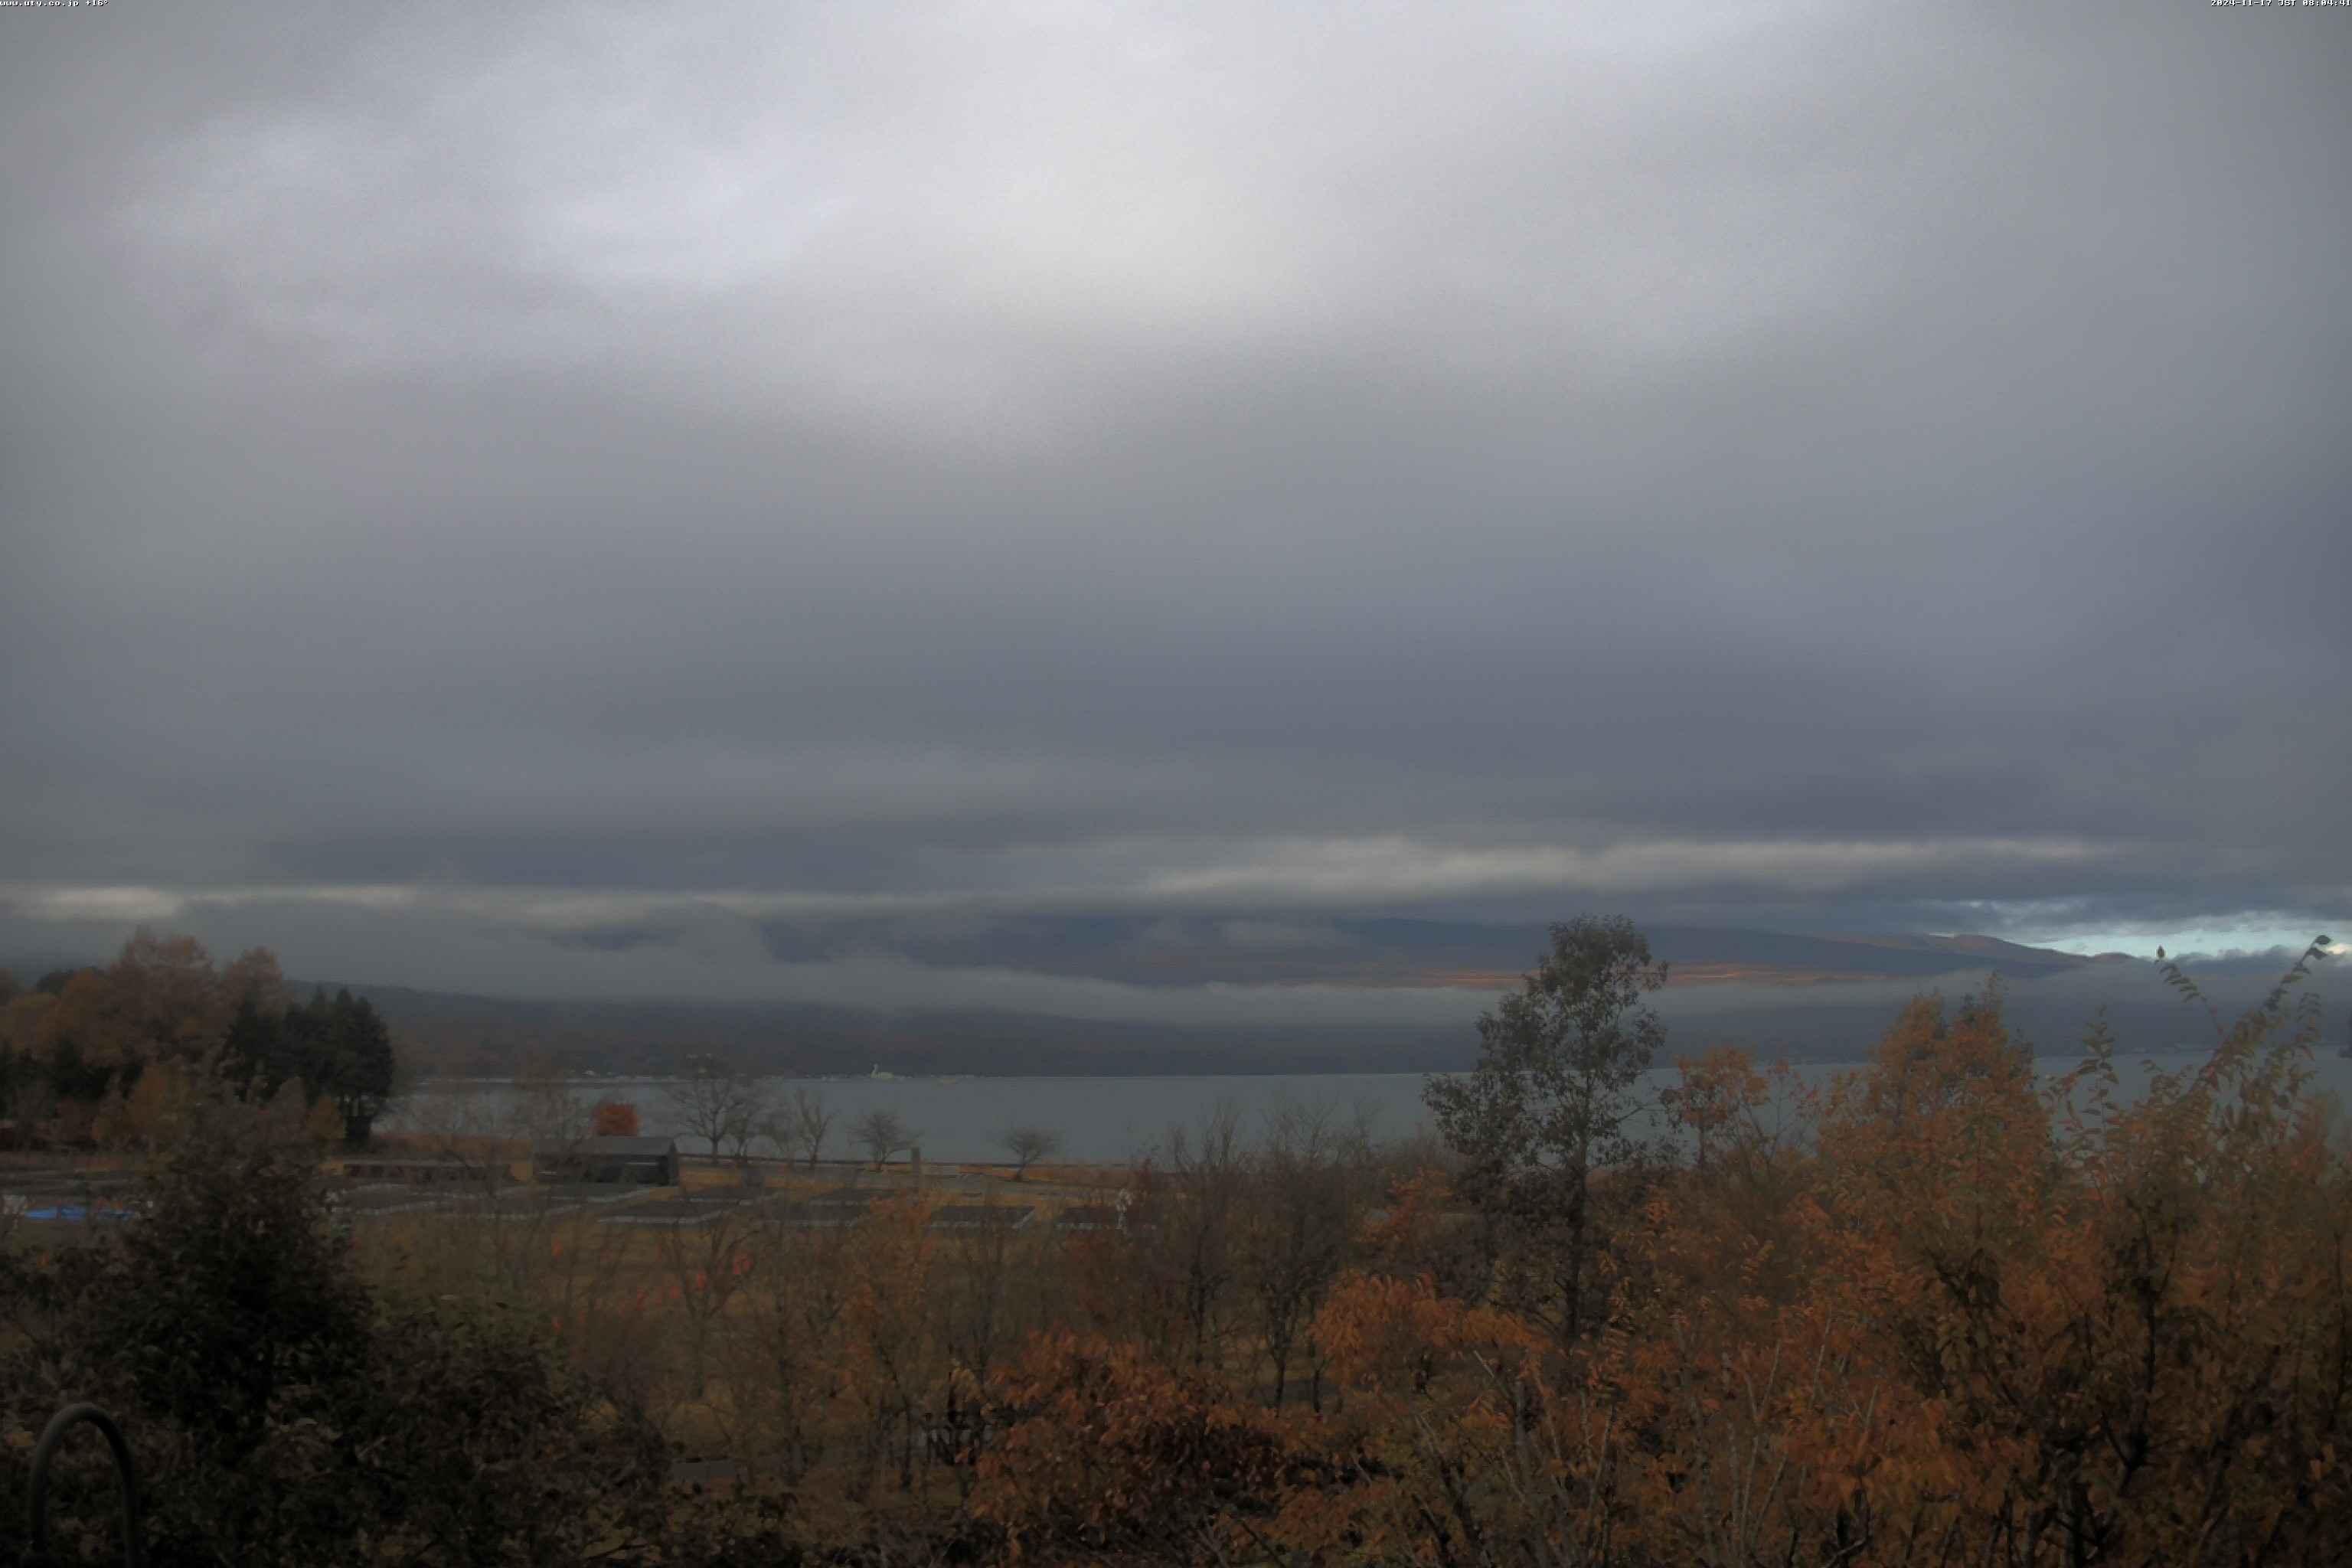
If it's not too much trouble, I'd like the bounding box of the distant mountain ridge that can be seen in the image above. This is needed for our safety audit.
[744,916,2103,990]
[1651,927,2109,985]
[300,923,2132,1078]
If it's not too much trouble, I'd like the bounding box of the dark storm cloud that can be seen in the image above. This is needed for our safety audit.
[1,1,2347,1009]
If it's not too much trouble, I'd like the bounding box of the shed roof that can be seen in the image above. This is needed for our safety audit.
[534,1136,678,1158]
[577,1136,678,1155]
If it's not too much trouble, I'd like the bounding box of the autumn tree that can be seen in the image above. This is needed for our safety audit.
[9,933,240,1113]
[835,1195,939,1495]
[933,1205,1054,1494]
[1579,948,2352,1568]
[1423,913,1667,1341]
[730,1210,855,1488]
[1804,947,2352,1566]
[73,929,240,1066]
[1304,1273,1622,1566]
[0,933,394,1143]
[650,1201,763,1400]
[974,1331,1303,1560]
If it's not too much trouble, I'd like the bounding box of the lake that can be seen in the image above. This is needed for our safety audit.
[389,1048,2352,1166]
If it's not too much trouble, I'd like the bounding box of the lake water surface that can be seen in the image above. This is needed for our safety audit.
[390,1050,2352,1166]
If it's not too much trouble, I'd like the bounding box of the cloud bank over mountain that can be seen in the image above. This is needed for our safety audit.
[1,2,2345,1026]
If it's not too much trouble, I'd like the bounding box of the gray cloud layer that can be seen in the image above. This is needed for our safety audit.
[2,2,2347,1008]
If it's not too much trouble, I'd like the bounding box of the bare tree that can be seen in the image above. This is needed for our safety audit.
[854,1107,909,1170]
[667,1054,760,1160]
[1000,1125,1061,1180]
[1161,1100,1250,1370]
[933,1196,1052,1488]
[410,1062,576,1186]
[1246,1099,1374,1406]
[724,1077,776,1165]
[509,1067,592,1156]
[727,1207,854,1486]
[760,1086,836,1169]
[649,1197,765,1400]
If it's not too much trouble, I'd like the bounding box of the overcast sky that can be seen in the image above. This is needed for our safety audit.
[1,2,2346,1017]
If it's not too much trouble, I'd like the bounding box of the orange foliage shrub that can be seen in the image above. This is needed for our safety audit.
[1292,1274,1627,1565]
[974,1331,1318,1559]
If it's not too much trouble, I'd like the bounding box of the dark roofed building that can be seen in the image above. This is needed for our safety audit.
[534,1136,681,1187]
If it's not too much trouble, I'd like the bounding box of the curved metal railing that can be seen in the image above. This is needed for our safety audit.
[22,1403,141,1568]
